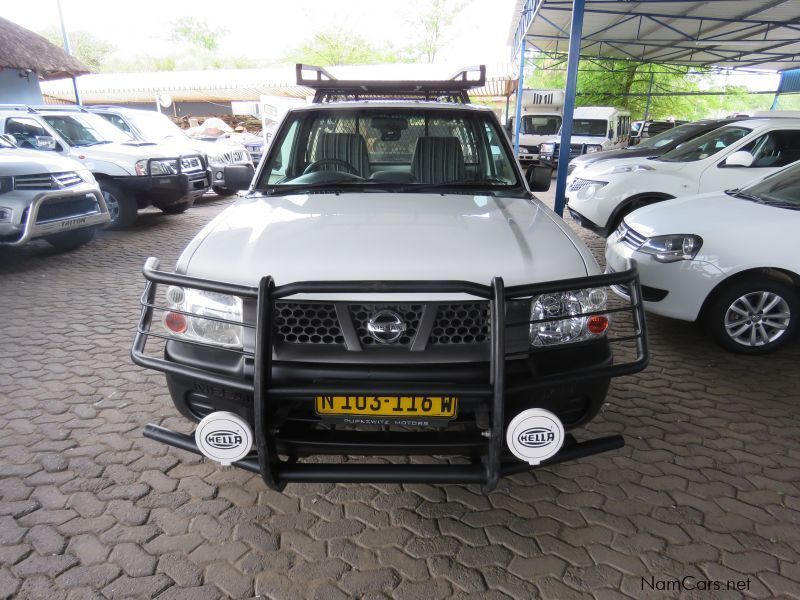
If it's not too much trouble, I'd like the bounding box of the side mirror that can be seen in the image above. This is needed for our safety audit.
[723,150,754,168]
[526,164,552,192]
[223,164,255,191]
[608,129,615,139]
[0,134,16,146]
[35,136,57,151]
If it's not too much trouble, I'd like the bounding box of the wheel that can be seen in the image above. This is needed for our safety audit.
[212,185,236,196]
[99,181,138,230]
[707,276,798,354]
[158,196,194,214]
[44,227,96,252]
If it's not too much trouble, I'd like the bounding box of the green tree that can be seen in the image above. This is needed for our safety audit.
[170,17,227,53]
[39,28,114,72]
[410,0,471,63]
[287,31,406,66]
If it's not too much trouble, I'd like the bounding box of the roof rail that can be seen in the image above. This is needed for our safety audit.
[25,105,89,113]
[296,63,486,104]
[0,104,38,113]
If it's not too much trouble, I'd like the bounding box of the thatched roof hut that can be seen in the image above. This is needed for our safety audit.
[0,16,89,80]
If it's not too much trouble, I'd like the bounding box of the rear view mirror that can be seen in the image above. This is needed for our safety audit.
[223,164,255,191]
[526,164,552,192]
[723,151,754,168]
[35,136,57,151]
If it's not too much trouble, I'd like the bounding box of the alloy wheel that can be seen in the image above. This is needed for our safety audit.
[724,291,791,347]
[103,190,120,223]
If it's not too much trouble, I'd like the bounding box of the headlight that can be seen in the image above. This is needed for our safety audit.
[135,159,178,176]
[163,287,244,348]
[585,145,603,154]
[0,207,12,222]
[639,234,703,263]
[540,143,555,154]
[207,154,225,166]
[530,288,609,347]
[77,170,95,184]
[518,146,529,154]
[575,180,607,200]
[598,163,654,176]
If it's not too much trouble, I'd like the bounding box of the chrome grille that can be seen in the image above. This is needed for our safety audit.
[615,222,648,250]
[14,171,82,190]
[180,157,203,172]
[429,303,490,345]
[222,150,247,164]
[274,302,344,345]
[350,304,423,347]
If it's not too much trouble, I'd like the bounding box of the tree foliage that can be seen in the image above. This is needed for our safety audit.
[170,17,227,52]
[38,28,115,72]
[287,31,408,66]
[409,0,470,63]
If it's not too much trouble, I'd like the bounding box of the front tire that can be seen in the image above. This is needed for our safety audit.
[707,277,798,354]
[100,181,138,230]
[44,227,96,252]
[212,185,236,197]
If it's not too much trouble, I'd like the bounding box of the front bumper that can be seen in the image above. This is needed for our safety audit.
[0,185,109,246]
[132,258,649,490]
[119,155,211,205]
[605,232,724,321]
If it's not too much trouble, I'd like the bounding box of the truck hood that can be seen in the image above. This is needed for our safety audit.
[571,146,657,166]
[0,148,86,175]
[178,193,593,297]
[69,141,204,161]
[579,155,683,179]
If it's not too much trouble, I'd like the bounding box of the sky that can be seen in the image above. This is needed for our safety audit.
[2,0,519,65]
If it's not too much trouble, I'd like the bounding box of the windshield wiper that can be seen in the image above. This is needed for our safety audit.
[261,180,401,196]
[406,180,518,193]
[725,189,765,203]
[75,140,113,147]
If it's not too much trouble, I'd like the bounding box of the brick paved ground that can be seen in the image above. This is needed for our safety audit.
[1,190,799,600]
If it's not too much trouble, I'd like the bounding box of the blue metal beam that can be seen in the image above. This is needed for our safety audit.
[553,0,586,218]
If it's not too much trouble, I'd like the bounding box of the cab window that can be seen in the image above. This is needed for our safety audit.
[737,130,800,168]
[4,118,52,149]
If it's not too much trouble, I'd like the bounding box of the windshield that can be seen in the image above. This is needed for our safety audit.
[636,123,701,150]
[737,160,800,208]
[658,125,751,163]
[521,115,561,136]
[256,107,522,193]
[571,119,608,137]
[42,113,132,146]
[127,111,186,141]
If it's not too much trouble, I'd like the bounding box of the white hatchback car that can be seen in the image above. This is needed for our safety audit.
[568,117,800,237]
[605,160,800,354]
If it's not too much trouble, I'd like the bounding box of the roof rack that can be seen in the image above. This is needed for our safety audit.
[296,63,486,104]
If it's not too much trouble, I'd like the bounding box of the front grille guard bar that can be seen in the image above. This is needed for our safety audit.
[133,257,648,490]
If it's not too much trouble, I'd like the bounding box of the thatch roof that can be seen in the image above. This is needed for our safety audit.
[0,16,89,80]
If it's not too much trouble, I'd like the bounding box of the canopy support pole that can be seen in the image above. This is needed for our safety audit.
[553,0,586,217]
[513,38,526,154]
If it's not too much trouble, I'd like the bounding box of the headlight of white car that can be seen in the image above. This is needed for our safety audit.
[530,288,609,347]
[574,180,608,200]
[598,163,654,176]
[540,143,555,154]
[585,144,603,153]
[135,159,178,176]
[639,234,703,263]
[163,287,244,348]
[77,169,95,184]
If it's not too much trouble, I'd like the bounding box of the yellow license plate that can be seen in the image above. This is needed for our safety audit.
[315,396,457,418]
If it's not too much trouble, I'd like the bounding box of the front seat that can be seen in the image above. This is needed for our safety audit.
[410,136,466,184]
[313,133,371,178]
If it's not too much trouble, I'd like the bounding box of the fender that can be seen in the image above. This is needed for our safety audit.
[604,192,675,233]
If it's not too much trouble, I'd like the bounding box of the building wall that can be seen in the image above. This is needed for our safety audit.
[0,68,44,104]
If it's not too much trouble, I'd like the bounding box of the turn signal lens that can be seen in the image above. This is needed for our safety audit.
[164,311,188,334]
[587,315,609,335]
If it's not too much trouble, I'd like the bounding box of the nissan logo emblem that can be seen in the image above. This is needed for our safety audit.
[366,310,406,344]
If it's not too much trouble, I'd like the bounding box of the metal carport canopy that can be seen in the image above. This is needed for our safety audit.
[508,0,800,218]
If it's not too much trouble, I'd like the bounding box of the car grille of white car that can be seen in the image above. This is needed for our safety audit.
[569,178,596,192]
[221,150,247,164]
[615,222,647,250]
[14,171,83,190]
[180,157,203,172]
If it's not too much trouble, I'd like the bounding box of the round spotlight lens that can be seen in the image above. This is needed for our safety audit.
[166,286,185,307]
[587,314,609,335]
[164,311,188,334]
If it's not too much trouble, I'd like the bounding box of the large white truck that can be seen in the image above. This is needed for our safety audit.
[506,89,565,166]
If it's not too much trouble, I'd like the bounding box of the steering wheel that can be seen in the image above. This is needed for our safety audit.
[303,158,360,176]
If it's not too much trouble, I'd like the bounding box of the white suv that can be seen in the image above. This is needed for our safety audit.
[129,65,648,492]
[0,106,211,229]
[0,135,108,250]
[566,117,800,236]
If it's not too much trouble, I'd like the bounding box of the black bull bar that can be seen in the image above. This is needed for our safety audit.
[133,257,648,491]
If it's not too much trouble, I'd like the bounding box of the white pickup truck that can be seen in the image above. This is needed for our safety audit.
[131,65,648,491]
[0,106,211,229]
[0,135,108,250]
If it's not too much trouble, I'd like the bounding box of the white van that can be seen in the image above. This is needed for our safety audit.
[506,89,564,166]
[538,107,632,167]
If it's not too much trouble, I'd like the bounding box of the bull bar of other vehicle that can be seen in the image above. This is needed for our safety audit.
[132,257,648,491]
[121,154,210,200]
